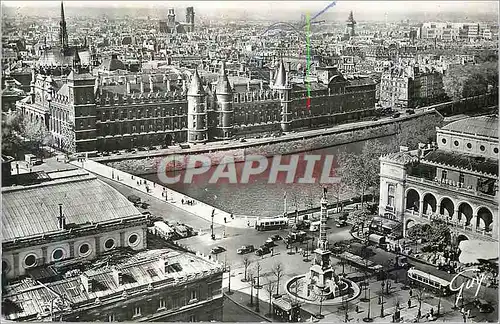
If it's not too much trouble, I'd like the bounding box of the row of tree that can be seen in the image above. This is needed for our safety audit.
[443,61,498,101]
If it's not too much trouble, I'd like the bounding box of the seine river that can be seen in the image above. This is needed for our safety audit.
[143,135,394,217]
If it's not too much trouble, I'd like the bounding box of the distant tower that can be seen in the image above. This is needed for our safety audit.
[167,8,176,32]
[73,46,81,73]
[272,60,292,132]
[215,62,233,140]
[59,1,69,50]
[186,7,195,32]
[346,11,356,37]
[187,69,208,143]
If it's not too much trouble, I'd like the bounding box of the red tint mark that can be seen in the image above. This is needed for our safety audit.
[306,97,311,110]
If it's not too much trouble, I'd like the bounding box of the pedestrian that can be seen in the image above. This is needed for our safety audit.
[355,305,359,313]
[247,221,250,227]
[230,213,234,219]
[409,288,413,297]
[224,217,227,223]
[408,299,411,308]
[181,199,184,205]
[430,308,434,316]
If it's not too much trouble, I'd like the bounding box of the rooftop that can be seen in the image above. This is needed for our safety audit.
[440,115,498,139]
[2,249,223,321]
[2,170,142,241]
[422,149,498,177]
[380,150,420,165]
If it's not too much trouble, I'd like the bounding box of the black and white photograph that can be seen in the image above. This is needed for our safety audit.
[1,1,498,322]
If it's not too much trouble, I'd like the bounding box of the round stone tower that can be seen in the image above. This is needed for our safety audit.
[187,69,208,143]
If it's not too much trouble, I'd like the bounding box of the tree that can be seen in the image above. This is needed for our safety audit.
[337,140,392,208]
[331,181,347,213]
[263,278,277,317]
[21,116,51,157]
[1,112,23,157]
[242,257,251,282]
[443,62,498,101]
[272,263,285,296]
[391,114,442,150]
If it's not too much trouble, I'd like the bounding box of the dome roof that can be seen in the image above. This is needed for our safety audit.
[441,115,498,139]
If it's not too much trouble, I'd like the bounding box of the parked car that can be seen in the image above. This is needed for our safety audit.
[102,151,111,156]
[270,234,283,241]
[137,147,147,152]
[239,138,247,143]
[237,245,255,254]
[255,246,271,256]
[372,117,379,121]
[392,113,401,119]
[473,299,494,313]
[264,240,276,248]
[406,109,415,115]
[127,195,141,205]
[335,221,348,228]
[211,246,226,254]
[140,202,150,209]
[437,264,456,274]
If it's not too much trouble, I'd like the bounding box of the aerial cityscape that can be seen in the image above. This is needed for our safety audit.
[1,1,498,322]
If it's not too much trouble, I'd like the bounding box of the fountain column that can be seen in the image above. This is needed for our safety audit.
[310,187,334,287]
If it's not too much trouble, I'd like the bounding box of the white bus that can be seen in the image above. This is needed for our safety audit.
[255,217,288,231]
[407,268,452,295]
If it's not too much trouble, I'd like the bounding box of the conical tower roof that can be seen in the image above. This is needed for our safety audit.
[188,68,205,96]
[216,61,232,94]
[273,60,287,88]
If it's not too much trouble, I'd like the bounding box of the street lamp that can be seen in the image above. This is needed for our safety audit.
[211,209,215,240]
[249,273,254,307]
[380,281,385,318]
[228,265,232,294]
[256,268,260,312]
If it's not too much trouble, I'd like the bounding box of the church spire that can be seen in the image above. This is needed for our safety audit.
[59,1,69,50]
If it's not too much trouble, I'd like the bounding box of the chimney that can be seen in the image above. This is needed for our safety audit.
[399,146,409,152]
[287,61,291,72]
[58,204,66,230]
[166,79,171,91]
[80,274,93,293]
[140,79,144,93]
[247,81,251,92]
[112,267,123,285]
[260,80,263,90]
[149,76,154,93]
[159,257,168,274]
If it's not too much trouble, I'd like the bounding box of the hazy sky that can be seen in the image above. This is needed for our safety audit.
[2,1,498,22]
[2,1,498,12]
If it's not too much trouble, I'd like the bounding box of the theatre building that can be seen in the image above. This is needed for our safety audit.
[378,115,498,242]
[1,166,224,322]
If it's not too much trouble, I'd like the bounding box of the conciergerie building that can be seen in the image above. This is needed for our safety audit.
[15,3,377,154]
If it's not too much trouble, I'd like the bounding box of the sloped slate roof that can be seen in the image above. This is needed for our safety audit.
[441,115,498,139]
[422,149,498,176]
[2,176,141,241]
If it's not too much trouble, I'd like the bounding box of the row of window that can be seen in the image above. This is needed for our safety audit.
[4,233,141,272]
[106,292,201,322]
[441,138,498,154]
